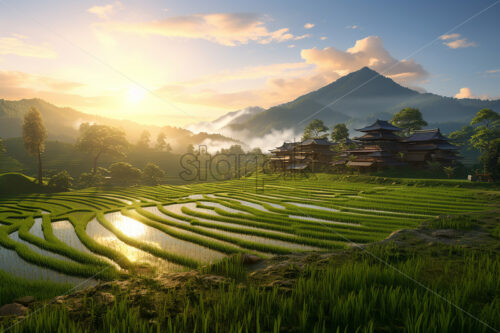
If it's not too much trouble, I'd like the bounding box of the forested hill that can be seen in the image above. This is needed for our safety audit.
[227,67,500,136]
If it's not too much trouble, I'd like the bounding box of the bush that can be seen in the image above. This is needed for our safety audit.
[48,170,73,191]
[142,163,165,185]
[77,167,109,188]
[109,162,142,186]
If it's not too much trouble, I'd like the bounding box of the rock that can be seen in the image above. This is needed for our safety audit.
[0,303,28,317]
[432,229,458,239]
[240,254,261,265]
[14,296,35,306]
[95,292,115,304]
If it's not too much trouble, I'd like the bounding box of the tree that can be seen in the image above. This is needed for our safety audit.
[469,109,500,173]
[448,125,474,147]
[302,119,329,140]
[0,138,5,154]
[22,107,47,184]
[391,107,428,136]
[137,130,151,149]
[142,163,166,185]
[48,170,73,191]
[443,166,455,179]
[155,132,166,151]
[331,123,349,143]
[75,123,128,174]
[78,167,109,188]
[186,144,195,154]
[109,162,142,186]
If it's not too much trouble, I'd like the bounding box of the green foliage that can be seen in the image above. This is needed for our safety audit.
[0,269,72,306]
[48,170,73,192]
[77,167,109,188]
[155,132,171,152]
[75,123,128,173]
[141,163,165,185]
[443,166,455,179]
[0,138,5,153]
[448,125,474,147]
[22,107,47,184]
[428,215,475,230]
[330,123,349,143]
[302,119,329,140]
[201,254,247,281]
[0,172,44,195]
[391,107,428,136]
[109,162,142,186]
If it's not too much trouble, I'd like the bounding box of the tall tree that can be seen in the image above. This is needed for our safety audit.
[76,123,128,173]
[137,130,151,149]
[155,132,167,151]
[448,125,474,147]
[22,107,47,184]
[302,119,329,140]
[0,138,5,154]
[469,108,500,172]
[331,123,349,143]
[391,107,428,136]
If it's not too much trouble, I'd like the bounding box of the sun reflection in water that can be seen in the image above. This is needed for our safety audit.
[113,215,146,238]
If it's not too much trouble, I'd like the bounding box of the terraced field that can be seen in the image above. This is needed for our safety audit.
[0,175,494,284]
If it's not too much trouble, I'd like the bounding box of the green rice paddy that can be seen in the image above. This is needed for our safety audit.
[0,174,495,284]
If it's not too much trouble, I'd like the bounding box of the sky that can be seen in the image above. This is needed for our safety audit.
[0,0,499,127]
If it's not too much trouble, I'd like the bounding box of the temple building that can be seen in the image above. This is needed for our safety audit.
[345,120,406,170]
[269,138,334,171]
[270,120,460,172]
[404,129,459,166]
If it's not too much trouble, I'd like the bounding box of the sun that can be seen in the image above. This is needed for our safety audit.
[127,85,147,103]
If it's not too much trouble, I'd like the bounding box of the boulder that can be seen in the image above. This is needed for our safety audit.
[0,303,28,317]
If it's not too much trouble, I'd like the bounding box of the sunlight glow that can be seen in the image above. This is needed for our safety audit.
[114,215,146,238]
[127,85,147,103]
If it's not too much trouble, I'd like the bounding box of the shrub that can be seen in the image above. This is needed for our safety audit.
[109,162,142,186]
[48,170,73,191]
[77,167,109,188]
[142,163,165,185]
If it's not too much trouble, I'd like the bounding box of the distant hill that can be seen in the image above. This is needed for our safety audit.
[0,98,239,151]
[187,106,265,133]
[227,67,500,136]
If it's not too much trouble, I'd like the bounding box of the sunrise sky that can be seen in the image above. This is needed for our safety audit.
[0,0,499,126]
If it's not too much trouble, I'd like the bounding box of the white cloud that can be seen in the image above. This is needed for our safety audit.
[0,35,57,58]
[88,1,123,19]
[304,23,315,29]
[294,34,310,40]
[486,69,500,74]
[301,36,428,85]
[345,25,359,30]
[445,38,476,49]
[455,87,489,100]
[320,36,327,40]
[95,13,297,46]
[288,44,296,48]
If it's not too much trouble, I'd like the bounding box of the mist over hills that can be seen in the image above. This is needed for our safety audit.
[0,98,240,152]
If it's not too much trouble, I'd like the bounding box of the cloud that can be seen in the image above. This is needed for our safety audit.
[345,25,359,30]
[294,34,310,40]
[288,44,295,48]
[88,1,123,19]
[95,13,296,46]
[155,36,428,112]
[0,35,57,58]
[320,36,327,40]
[301,36,428,85]
[304,23,315,29]
[439,33,476,49]
[445,38,476,49]
[486,69,500,74]
[439,33,460,40]
[454,87,489,100]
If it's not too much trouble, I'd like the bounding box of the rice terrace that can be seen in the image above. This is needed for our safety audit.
[1,172,499,332]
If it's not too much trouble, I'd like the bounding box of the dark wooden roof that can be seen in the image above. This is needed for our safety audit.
[356,120,401,132]
[299,138,333,146]
[406,129,448,142]
[356,131,402,141]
